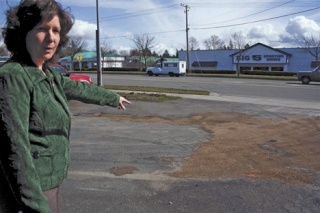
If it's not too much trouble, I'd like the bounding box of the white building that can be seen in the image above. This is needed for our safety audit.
[58,51,125,70]
[179,43,317,72]
[102,53,125,68]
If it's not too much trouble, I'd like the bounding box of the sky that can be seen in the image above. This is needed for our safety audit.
[1,0,320,55]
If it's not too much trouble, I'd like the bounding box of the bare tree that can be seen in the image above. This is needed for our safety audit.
[231,31,247,75]
[130,49,140,57]
[162,49,170,58]
[0,44,8,56]
[228,39,234,50]
[231,31,246,50]
[0,34,9,56]
[299,34,320,67]
[203,35,225,50]
[101,40,112,56]
[131,33,156,70]
[62,36,88,70]
[119,50,129,56]
[100,40,113,67]
[189,36,199,50]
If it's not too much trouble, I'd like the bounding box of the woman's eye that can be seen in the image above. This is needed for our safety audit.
[37,27,47,32]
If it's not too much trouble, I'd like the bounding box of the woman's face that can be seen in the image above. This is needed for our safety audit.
[26,15,61,69]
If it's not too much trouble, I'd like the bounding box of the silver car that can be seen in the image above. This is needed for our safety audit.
[297,66,320,84]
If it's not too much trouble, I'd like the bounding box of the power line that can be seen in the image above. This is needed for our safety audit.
[78,4,179,23]
[98,5,320,41]
[100,29,185,40]
[192,6,320,30]
[193,0,295,26]
[187,1,320,7]
[100,4,178,22]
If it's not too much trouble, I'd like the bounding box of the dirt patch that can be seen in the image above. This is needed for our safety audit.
[109,166,139,176]
[92,112,320,185]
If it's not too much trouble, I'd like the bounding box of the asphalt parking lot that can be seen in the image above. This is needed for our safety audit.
[61,95,320,213]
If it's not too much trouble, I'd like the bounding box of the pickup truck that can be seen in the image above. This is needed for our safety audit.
[146,61,186,77]
[297,66,320,84]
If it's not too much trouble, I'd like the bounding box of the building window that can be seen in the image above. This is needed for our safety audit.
[82,62,88,68]
[271,67,283,71]
[253,67,268,71]
[191,61,217,67]
[73,62,79,69]
[240,66,251,71]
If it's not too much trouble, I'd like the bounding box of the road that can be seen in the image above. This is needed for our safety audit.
[89,74,320,103]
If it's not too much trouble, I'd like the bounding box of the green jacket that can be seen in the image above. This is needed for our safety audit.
[0,61,120,212]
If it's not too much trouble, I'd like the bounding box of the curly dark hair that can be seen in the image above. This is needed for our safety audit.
[2,0,74,64]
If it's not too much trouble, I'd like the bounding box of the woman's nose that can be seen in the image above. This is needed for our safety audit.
[47,31,55,42]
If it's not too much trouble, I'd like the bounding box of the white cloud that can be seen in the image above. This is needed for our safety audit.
[70,20,97,40]
[248,24,280,40]
[285,16,320,37]
[245,24,283,46]
[274,16,320,47]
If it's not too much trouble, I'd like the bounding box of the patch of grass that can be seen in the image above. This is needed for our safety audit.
[187,73,297,80]
[104,85,210,95]
[104,85,206,102]
[118,92,181,102]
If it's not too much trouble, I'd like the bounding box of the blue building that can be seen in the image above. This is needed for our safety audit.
[179,43,317,72]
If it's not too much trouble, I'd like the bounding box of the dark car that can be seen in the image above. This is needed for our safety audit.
[297,66,320,84]
[50,64,93,84]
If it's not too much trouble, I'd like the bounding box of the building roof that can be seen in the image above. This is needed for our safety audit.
[75,51,96,59]
[163,58,179,62]
[59,51,125,61]
[102,53,122,57]
[59,52,96,61]
[230,42,292,57]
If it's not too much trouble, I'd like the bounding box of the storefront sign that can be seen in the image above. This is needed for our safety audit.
[234,54,287,64]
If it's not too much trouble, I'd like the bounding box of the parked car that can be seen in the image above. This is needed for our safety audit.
[50,64,93,84]
[297,66,320,84]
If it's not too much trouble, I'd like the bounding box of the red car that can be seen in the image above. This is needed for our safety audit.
[50,64,93,84]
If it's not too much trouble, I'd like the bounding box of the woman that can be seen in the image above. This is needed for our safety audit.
[0,0,130,212]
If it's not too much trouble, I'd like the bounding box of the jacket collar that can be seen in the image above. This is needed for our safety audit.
[23,64,70,117]
[23,66,48,84]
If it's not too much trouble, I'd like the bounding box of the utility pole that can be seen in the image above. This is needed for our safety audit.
[181,3,190,73]
[96,0,102,86]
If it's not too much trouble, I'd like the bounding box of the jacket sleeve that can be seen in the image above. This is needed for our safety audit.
[52,71,120,107]
[0,73,50,213]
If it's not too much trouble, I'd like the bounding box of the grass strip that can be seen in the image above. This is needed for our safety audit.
[104,85,210,96]
[117,92,181,102]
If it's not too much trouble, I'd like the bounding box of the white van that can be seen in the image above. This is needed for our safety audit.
[146,61,186,77]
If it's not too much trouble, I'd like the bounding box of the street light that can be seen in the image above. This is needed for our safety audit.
[96,0,102,86]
